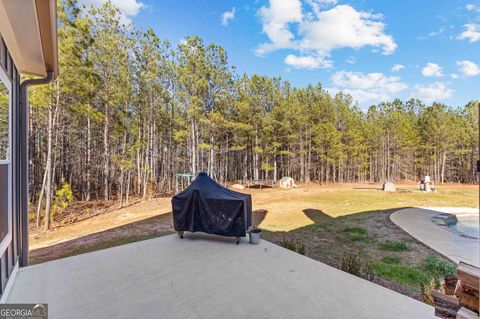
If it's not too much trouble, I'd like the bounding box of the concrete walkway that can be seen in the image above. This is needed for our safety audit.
[391,207,479,267]
[8,234,434,319]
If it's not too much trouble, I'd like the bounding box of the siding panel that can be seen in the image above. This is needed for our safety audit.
[0,37,21,302]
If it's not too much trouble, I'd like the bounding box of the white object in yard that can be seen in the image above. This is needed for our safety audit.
[279,177,297,189]
[418,176,435,192]
[383,182,396,192]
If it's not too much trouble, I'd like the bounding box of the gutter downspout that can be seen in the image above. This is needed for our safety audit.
[19,72,54,267]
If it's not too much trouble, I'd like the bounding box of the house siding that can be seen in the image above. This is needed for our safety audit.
[0,35,21,299]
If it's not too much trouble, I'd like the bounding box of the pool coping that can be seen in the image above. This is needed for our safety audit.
[431,212,479,240]
[390,207,480,267]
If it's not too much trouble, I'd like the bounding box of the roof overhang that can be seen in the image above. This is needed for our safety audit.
[0,0,58,78]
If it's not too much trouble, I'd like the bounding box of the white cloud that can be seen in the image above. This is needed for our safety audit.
[411,82,453,102]
[466,4,476,11]
[346,56,356,64]
[391,64,404,72]
[456,60,480,76]
[451,73,459,79]
[418,27,446,40]
[298,5,396,55]
[422,63,443,77]
[458,23,480,42]
[80,0,144,25]
[285,54,332,69]
[332,71,407,93]
[222,7,236,26]
[256,1,396,68]
[326,87,390,105]
[328,71,407,106]
[256,0,302,55]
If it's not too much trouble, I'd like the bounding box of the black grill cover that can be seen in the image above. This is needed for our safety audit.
[172,172,252,237]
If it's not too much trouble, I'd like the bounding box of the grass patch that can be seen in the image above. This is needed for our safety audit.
[381,255,401,264]
[342,226,367,234]
[339,225,370,243]
[370,255,456,290]
[370,262,429,288]
[378,240,409,251]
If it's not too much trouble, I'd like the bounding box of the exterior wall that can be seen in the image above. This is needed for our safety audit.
[0,35,21,300]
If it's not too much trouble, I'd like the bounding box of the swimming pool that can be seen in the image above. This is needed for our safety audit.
[448,214,480,239]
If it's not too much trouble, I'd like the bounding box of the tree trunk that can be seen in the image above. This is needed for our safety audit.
[86,115,91,201]
[44,86,60,231]
[441,151,447,184]
[103,102,110,203]
[191,119,197,173]
[36,160,47,227]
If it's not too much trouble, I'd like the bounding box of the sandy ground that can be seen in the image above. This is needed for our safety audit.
[29,198,173,250]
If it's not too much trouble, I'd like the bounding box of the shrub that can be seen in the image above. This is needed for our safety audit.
[363,263,375,281]
[51,179,74,221]
[280,236,305,255]
[378,240,409,251]
[421,255,455,277]
[339,253,375,281]
[381,255,401,264]
[420,255,455,289]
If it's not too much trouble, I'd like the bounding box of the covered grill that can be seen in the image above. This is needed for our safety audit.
[172,172,252,242]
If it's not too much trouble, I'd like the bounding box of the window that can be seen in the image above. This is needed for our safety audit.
[0,65,11,256]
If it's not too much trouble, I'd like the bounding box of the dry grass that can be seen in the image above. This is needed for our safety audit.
[30,182,477,250]
[249,182,477,231]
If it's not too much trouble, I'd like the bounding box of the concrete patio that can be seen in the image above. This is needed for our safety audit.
[391,207,479,267]
[8,234,434,319]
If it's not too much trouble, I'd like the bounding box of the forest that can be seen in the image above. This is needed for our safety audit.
[29,1,478,229]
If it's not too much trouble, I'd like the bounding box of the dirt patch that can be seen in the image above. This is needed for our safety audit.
[29,197,173,250]
[30,213,176,265]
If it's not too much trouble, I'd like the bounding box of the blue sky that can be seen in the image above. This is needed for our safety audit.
[84,0,480,109]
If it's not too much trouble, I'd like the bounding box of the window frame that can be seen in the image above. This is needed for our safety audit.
[0,64,12,256]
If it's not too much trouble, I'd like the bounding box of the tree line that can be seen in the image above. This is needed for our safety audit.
[29,1,478,229]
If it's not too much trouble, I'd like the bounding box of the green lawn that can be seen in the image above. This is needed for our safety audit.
[301,185,478,217]
[254,184,478,232]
